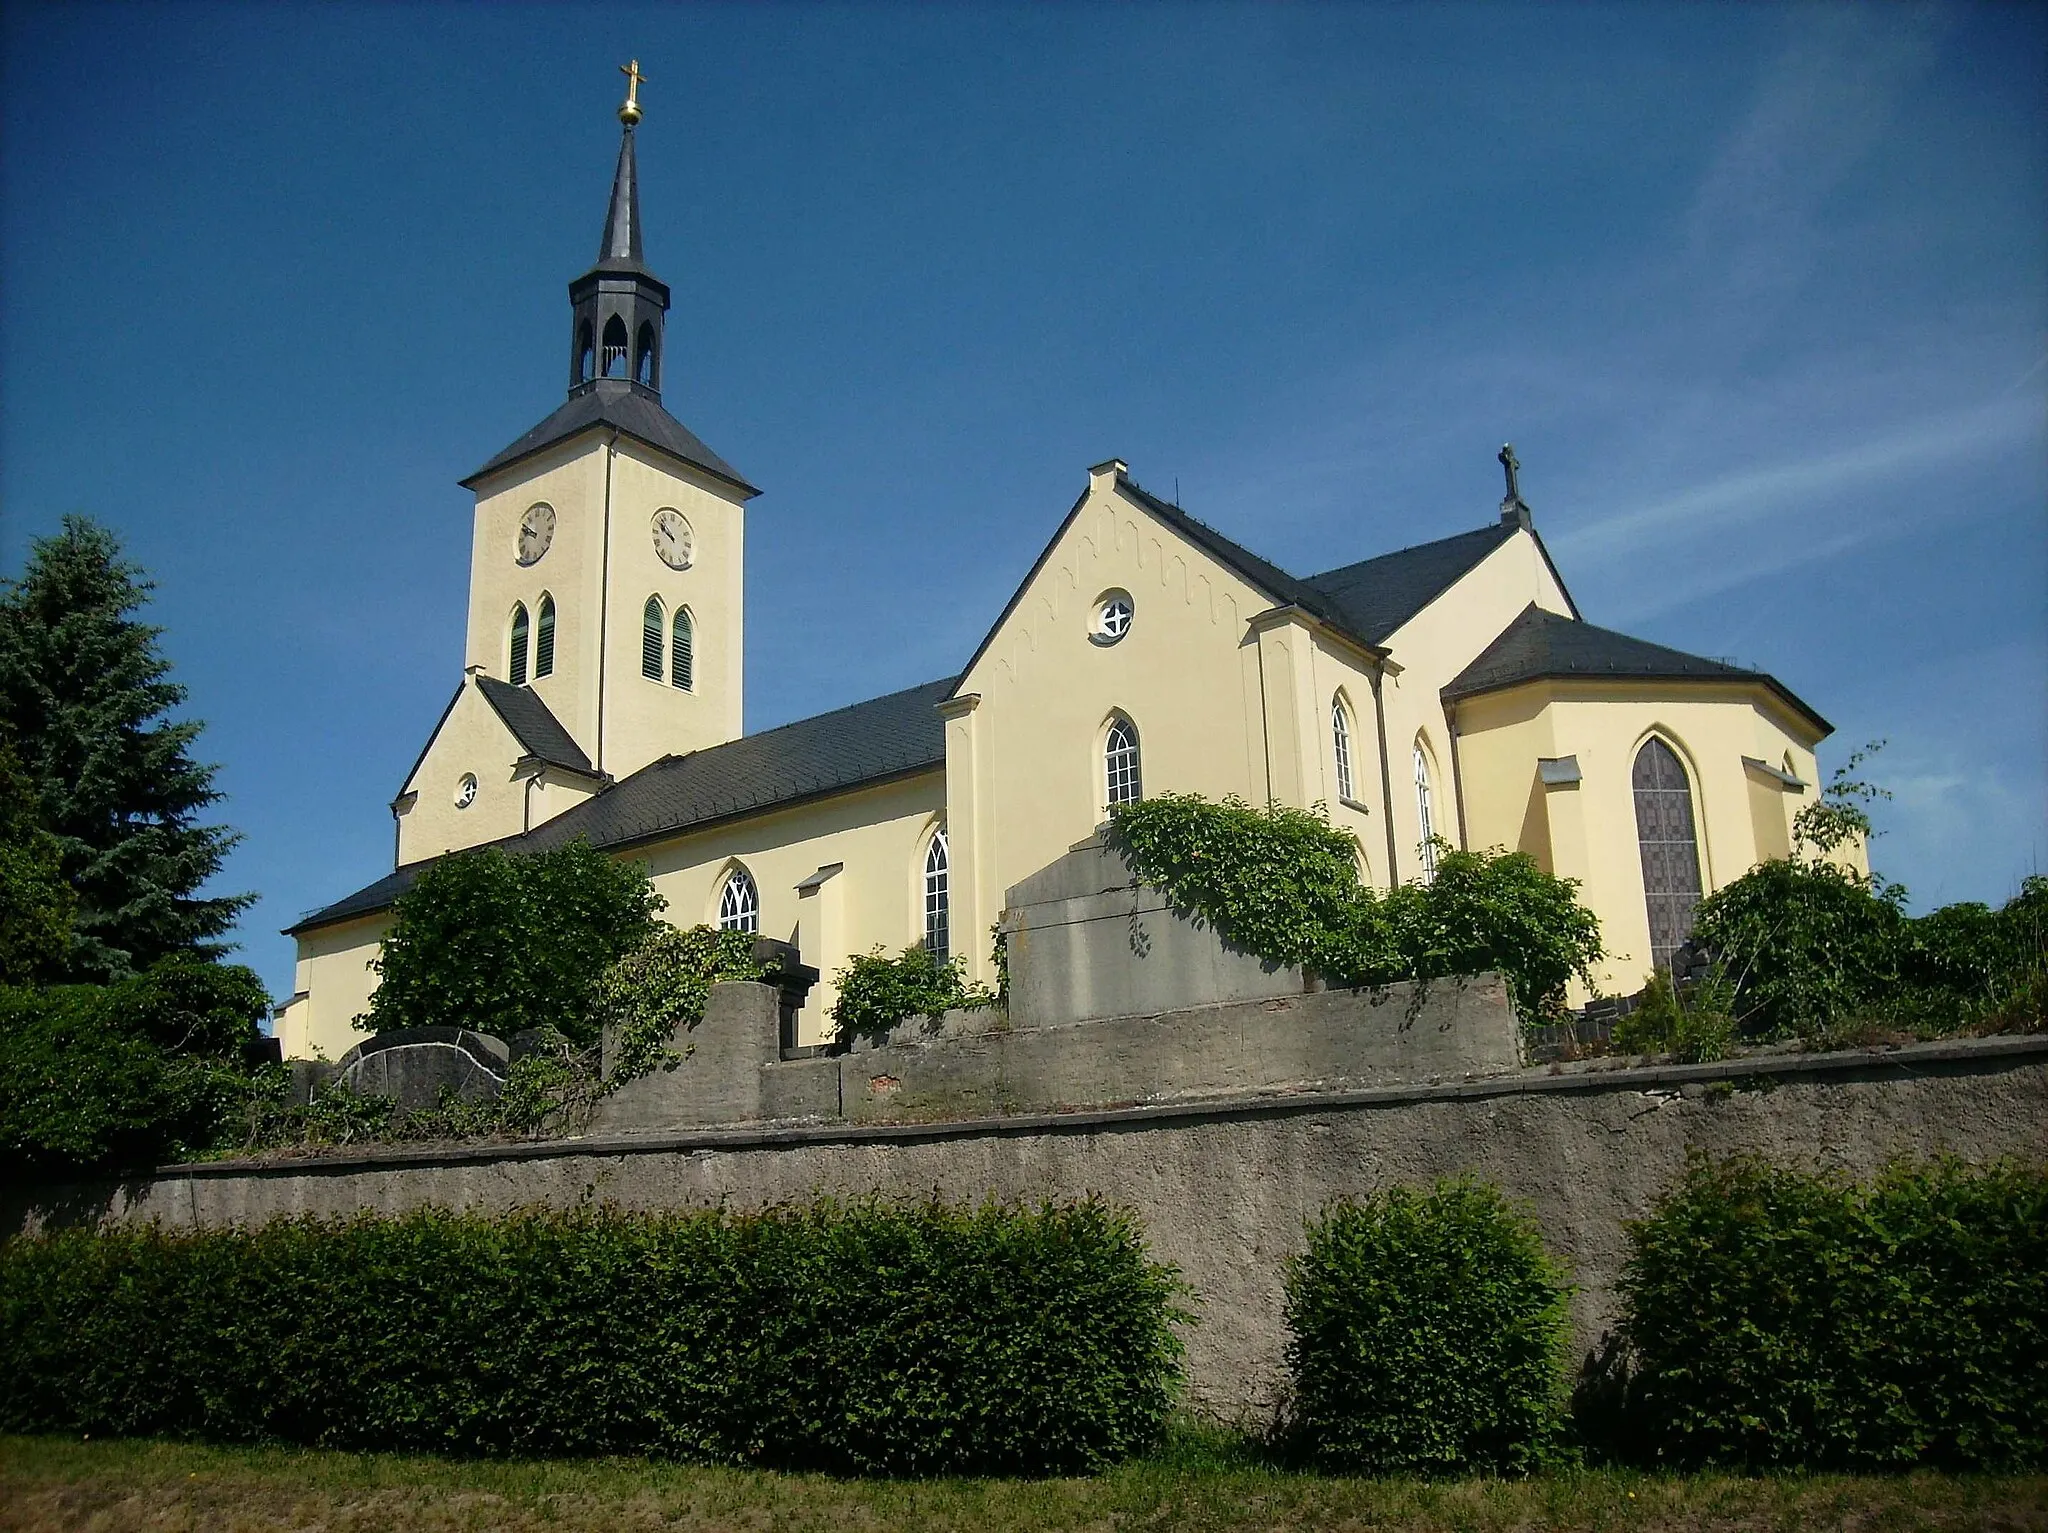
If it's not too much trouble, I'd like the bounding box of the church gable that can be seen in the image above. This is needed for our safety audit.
[395,677,563,862]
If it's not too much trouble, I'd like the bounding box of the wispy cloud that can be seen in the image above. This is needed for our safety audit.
[1553,392,2042,568]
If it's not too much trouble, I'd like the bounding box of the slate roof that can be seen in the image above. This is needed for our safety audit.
[1304,524,1530,645]
[1441,604,1831,732]
[473,677,593,775]
[286,676,955,935]
[461,379,756,495]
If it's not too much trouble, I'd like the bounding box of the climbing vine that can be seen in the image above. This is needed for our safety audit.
[1106,794,1603,1025]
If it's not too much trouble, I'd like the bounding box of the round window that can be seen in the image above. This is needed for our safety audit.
[1091,590,1134,646]
[454,773,478,810]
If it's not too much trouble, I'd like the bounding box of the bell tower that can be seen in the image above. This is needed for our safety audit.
[414,58,757,862]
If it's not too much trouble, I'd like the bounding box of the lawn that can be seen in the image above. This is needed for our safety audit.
[2,1435,2045,1533]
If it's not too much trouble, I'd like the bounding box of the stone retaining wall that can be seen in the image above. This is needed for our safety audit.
[11,1036,2043,1421]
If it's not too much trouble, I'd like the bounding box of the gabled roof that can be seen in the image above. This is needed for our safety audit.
[461,379,756,495]
[1306,524,1532,645]
[950,470,1546,699]
[473,677,593,775]
[286,676,955,936]
[1441,604,1831,734]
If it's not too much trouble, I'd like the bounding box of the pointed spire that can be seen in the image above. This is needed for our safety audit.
[597,124,644,269]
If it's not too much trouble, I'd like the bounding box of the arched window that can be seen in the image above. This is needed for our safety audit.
[718,867,759,934]
[1414,743,1438,882]
[602,315,629,378]
[1104,715,1142,808]
[1634,737,1704,972]
[1332,697,1356,802]
[671,608,693,691]
[534,594,555,679]
[508,602,530,687]
[635,322,657,388]
[923,828,950,957]
[575,322,594,384]
[641,595,664,679]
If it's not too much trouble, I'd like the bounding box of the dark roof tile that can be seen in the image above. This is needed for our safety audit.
[1441,604,1831,732]
[462,380,755,494]
[1302,524,1518,645]
[474,677,592,774]
[287,676,954,936]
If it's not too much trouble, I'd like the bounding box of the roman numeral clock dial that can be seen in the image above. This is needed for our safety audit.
[652,508,693,570]
[516,503,556,566]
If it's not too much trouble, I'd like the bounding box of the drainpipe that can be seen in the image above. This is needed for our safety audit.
[1446,703,1469,850]
[595,428,618,775]
[1368,663,1398,885]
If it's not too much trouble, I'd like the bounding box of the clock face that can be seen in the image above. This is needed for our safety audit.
[652,508,693,570]
[516,503,557,566]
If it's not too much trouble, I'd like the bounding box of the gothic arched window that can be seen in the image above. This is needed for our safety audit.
[508,602,530,687]
[641,595,664,680]
[534,594,555,679]
[671,608,693,691]
[718,867,759,934]
[1414,742,1438,882]
[1104,715,1142,809]
[602,315,629,378]
[1634,736,1704,972]
[923,828,950,957]
[575,322,594,384]
[1332,697,1356,803]
[635,323,657,388]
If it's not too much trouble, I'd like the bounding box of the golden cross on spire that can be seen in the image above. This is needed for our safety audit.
[619,59,647,126]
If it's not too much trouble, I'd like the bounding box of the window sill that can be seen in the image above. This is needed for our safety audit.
[1338,796,1372,815]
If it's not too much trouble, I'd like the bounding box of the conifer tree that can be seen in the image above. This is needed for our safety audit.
[0,516,253,980]
[0,738,74,984]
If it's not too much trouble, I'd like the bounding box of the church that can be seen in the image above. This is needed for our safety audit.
[273,72,1838,1062]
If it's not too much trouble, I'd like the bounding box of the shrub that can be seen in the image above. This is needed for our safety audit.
[361,840,662,1045]
[0,957,270,1175]
[0,1198,1185,1476]
[1108,794,1603,1025]
[1614,1154,2048,1471]
[1282,1179,1572,1476]
[1611,967,1736,1062]
[592,924,765,1083]
[832,944,994,1043]
[1694,864,2046,1043]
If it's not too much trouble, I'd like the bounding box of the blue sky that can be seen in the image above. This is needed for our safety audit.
[3,2,2043,1004]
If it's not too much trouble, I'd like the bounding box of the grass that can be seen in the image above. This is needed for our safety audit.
[3,1433,2046,1533]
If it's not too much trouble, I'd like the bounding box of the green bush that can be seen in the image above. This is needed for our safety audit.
[1109,794,1603,1025]
[592,925,765,1082]
[1694,864,2046,1043]
[0,957,270,1174]
[361,841,662,1045]
[0,1198,1184,1476]
[1611,967,1736,1062]
[1614,1155,2048,1471]
[1282,1179,1573,1476]
[832,944,994,1043]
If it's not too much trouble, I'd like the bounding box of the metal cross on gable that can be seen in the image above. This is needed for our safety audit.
[1498,443,1522,503]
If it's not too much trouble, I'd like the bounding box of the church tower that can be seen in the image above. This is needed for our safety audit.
[392,63,757,866]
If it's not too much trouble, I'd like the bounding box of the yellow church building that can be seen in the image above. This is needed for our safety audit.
[273,82,1837,1062]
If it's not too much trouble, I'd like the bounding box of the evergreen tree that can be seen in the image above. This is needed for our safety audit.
[0,738,75,984]
[0,516,253,980]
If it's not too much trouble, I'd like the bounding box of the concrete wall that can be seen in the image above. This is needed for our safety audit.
[14,1037,2042,1422]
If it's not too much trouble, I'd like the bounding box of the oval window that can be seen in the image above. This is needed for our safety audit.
[1091,589,1134,646]
[454,773,478,810]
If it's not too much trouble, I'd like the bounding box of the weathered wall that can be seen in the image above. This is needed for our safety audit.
[12,1037,2042,1422]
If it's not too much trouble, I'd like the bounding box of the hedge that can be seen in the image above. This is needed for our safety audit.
[1282,1179,1572,1476]
[1615,1155,2048,1471]
[0,1198,1185,1477]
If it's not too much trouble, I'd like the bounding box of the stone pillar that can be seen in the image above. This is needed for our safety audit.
[1251,610,1320,809]
[793,863,845,1047]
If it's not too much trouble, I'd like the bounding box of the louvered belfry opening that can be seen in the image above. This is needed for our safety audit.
[671,608,693,691]
[641,596,664,679]
[534,595,555,679]
[508,603,530,687]
[1633,737,1704,971]
[602,315,630,379]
